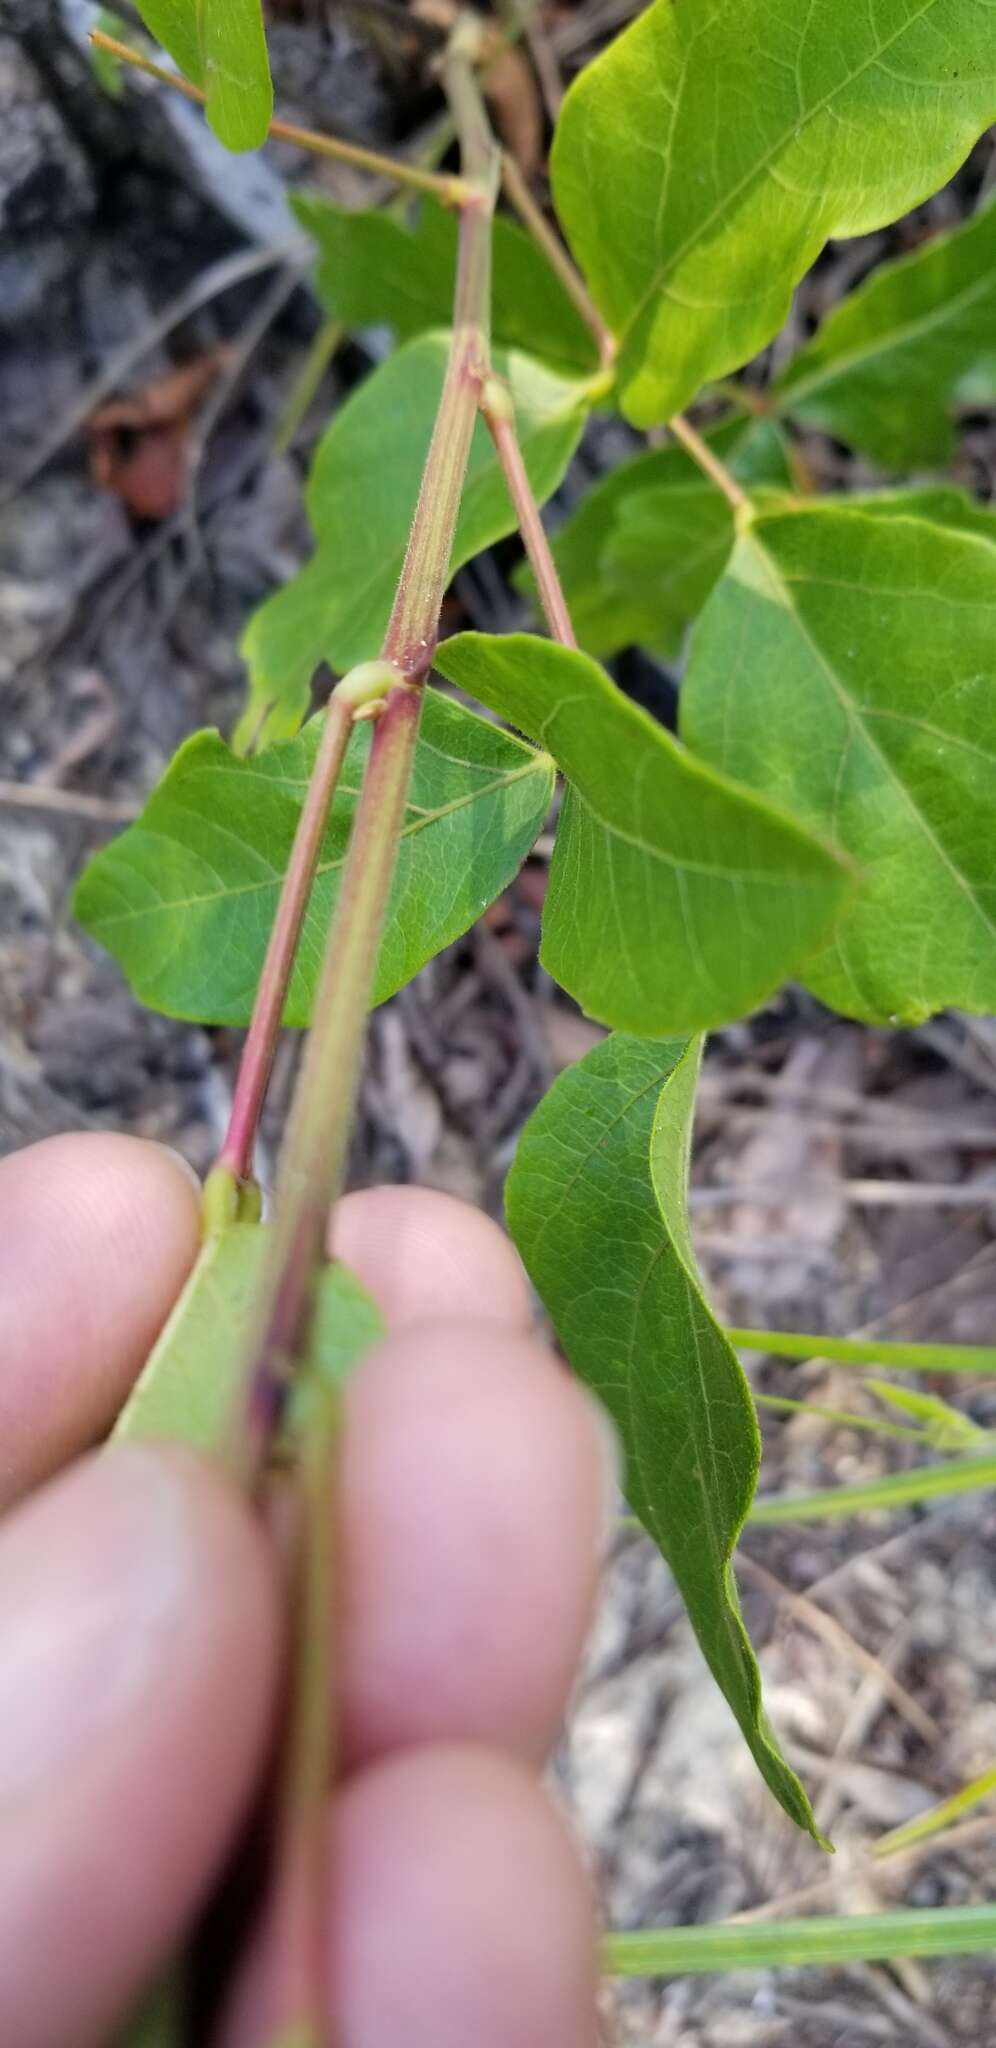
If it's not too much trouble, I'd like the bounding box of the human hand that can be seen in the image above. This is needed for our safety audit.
[0,1133,611,2048]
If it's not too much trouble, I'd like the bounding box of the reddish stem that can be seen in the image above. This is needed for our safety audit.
[481,384,577,648]
[217,694,354,1187]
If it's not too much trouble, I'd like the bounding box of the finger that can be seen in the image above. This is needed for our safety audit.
[338,1318,613,1771]
[0,1134,201,1507]
[0,1444,277,2048]
[330,1186,532,1332]
[216,1745,598,2048]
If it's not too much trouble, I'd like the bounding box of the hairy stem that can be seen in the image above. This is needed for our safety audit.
[89,31,473,204]
[215,694,354,1191]
[480,377,577,647]
[236,17,500,1465]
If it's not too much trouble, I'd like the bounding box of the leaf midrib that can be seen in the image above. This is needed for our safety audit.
[89,755,550,930]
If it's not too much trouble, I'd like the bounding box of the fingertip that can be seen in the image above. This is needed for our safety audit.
[339,1317,608,1769]
[0,1134,201,1505]
[331,1746,599,2048]
[0,1443,278,2048]
[330,1185,532,1332]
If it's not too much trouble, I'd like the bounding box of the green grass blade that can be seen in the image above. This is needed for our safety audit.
[729,1328,996,1375]
[603,1905,996,1978]
[874,1767,996,1861]
[750,1452,996,1525]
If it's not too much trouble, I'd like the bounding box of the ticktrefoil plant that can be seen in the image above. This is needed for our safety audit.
[77,0,996,2028]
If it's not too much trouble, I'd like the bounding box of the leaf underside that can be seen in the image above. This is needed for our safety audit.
[74,689,554,1026]
[551,0,996,425]
[680,505,996,1025]
[435,631,851,1037]
[506,1032,825,1843]
[239,334,589,747]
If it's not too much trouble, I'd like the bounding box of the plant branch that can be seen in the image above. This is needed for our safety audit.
[499,151,614,370]
[89,30,474,205]
[479,376,577,647]
[213,666,396,1194]
[235,15,501,1473]
[667,412,750,513]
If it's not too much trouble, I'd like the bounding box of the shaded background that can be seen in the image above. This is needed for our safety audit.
[2,4,996,2039]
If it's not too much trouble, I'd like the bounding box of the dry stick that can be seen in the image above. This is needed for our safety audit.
[89,30,473,205]
[0,241,295,507]
[225,32,501,2044]
[0,780,137,823]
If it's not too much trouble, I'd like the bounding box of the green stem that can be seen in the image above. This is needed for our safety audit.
[273,319,344,456]
[729,1327,996,1375]
[89,30,473,204]
[603,1905,996,1979]
[499,150,615,370]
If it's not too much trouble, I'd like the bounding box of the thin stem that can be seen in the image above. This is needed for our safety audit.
[235,23,500,1467]
[262,1396,339,2048]
[603,1905,996,1979]
[89,30,473,205]
[728,1326,996,1375]
[480,378,577,647]
[236,685,421,1478]
[667,412,750,513]
[216,693,354,1190]
[273,318,344,456]
[500,151,615,370]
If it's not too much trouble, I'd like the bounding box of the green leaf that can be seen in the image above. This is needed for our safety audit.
[774,200,996,468]
[506,1032,823,1842]
[532,419,791,660]
[135,0,272,150]
[435,631,850,1037]
[240,334,589,746]
[115,1224,382,1452]
[847,483,996,547]
[680,504,996,1025]
[74,688,554,1025]
[551,0,996,426]
[292,193,599,376]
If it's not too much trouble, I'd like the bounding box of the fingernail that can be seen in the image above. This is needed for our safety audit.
[0,1448,199,1811]
[579,1390,623,1542]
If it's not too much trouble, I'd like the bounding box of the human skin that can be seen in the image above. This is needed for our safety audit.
[0,1133,611,2047]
